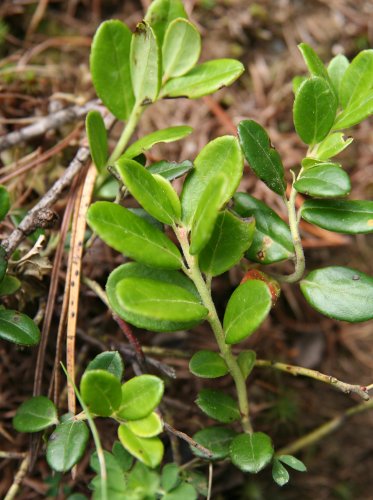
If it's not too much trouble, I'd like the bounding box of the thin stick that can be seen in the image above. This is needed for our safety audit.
[207,462,213,500]
[163,422,213,459]
[4,454,30,500]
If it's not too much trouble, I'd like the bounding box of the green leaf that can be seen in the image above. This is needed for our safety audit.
[328,54,349,96]
[87,201,182,269]
[112,441,134,472]
[90,451,126,500]
[118,424,164,468]
[230,432,274,473]
[153,174,181,219]
[86,110,108,172]
[315,132,353,160]
[233,193,294,264]
[190,174,227,255]
[126,412,163,437]
[90,20,134,120]
[124,126,193,158]
[86,351,124,380]
[117,158,180,224]
[46,420,89,472]
[300,266,373,322]
[192,426,237,460]
[163,19,201,79]
[301,199,373,234]
[0,275,21,296]
[278,454,307,472]
[131,22,160,105]
[0,185,10,221]
[80,369,122,417]
[148,159,193,180]
[117,374,164,421]
[160,59,244,99]
[127,461,160,495]
[339,49,373,108]
[106,262,204,332]
[196,389,240,423]
[0,309,40,346]
[145,0,187,47]
[333,90,373,129]
[223,280,272,344]
[293,77,337,145]
[298,43,331,82]
[13,396,58,432]
[116,277,208,327]
[292,75,306,94]
[189,350,229,378]
[238,120,286,195]
[182,136,243,227]
[294,165,351,198]
[163,483,197,500]
[199,210,255,277]
[237,350,256,379]
[161,464,180,492]
[272,458,290,486]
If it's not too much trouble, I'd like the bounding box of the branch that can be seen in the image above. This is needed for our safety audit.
[163,422,213,459]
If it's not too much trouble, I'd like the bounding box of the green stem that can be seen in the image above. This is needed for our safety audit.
[108,103,145,164]
[175,226,253,433]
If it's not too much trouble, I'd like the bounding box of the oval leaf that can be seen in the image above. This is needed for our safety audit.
[47,420,89,472]
[163,19,201,79]
[126,412,163,438]
[87,201,182,269]
[13,396,58,432]
[272,458,290,486]
[298,43,331,82]
[328,54,349,96]
[315,132,353,160]
[339,49,373,108]
[237,350,257,379]
[301,199,373,234]
[294,165,351,198]
[300,266,373,322]
[80,369,122,417]
[196,389,240,423]
[124,126,193,158]
[90,20,134,120]
[161,463,181,492]
[86,110,108,172]
[189,350,229,378]
[0,309,40,346]
[278,454,307,472]
[0,185,10,221]
[333,90,373,129]
[118,424,164,468]
[238,120,286,195]
[163,483,197,500]
[148,160,193,180]
[230,432,274,473]
[86,351,124,380]
[224,280,272,345]
[192,426,237,460]
[117,374,164,421]
[145,0,187,47]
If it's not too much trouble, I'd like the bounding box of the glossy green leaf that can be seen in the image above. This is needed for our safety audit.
[117,158,180,224]
[224,280,272,344]
[234,193,294,264]
[148,159,193,180]
[301,158,327,169]
[189,350,229,378]
[161,463,181,492]
[293,77,337,145]
[0,275,21,296]
[0,246,7,282]
[339,50,373,108]
[13,396,58,432]
[298,43,330,82]
[192,426,237,460]
[237,350,256,379]
[145,0,187,47]
[126,412,163,438]
[86,110,108,172]
[0,309,40,346]
[118,424,164,468]
[272,458,290,486]
[112,441,134,472]
[316,132,353,160]
[124,126,193,158]
[300,266,373,322]
[182,136,243,226]
[160,59,244,99]
[86,351,124,380]
[199,210,255,277]
[90,20,134,120]
[47,420,89,472]
[278,454,307,472]
[196,389,240,423]
[80,369,122,417]
[333,90,373,129]
[116,277,208,326]
[230,432,274,473]
[131,22,160,105]
[238,120,286,195]
[294,165,351,198]
[90,451,126,500]
[106,262,204,332]
[328,54,349,96]
[117,374,164,421]
[0,185,10,221]
[163,483,197,500]
[154,174,181,218]
[190,174,227,255]
[301,199,373,234]
[128,207,163,230]
[163,19,201,79]
[87,201,182,269]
